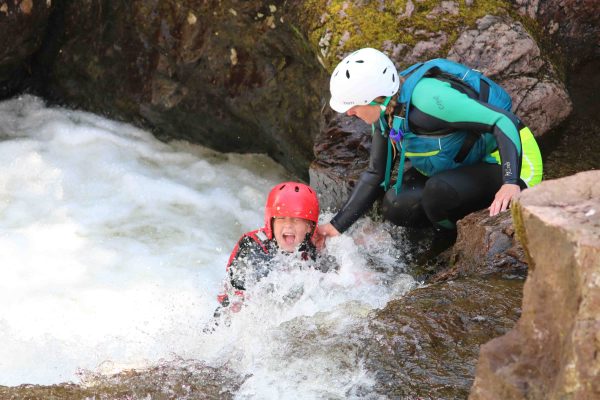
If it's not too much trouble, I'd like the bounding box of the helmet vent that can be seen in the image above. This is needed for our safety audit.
[334,70,339,77]
[346,70,350,79]
[355,60,364,63]
[279,184,286,190]
[294,186,300,192]
[392,74,395,82]
[383,67,388,74]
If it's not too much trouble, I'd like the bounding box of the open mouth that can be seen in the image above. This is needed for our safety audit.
[282,232,296,246]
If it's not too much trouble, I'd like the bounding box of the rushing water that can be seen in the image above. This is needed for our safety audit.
[0,95,416,395]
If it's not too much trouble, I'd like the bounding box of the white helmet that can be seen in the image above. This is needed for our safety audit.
[329,48,400,113]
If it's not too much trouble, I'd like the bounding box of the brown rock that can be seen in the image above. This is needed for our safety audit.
[430,209,527,283]
[470,170,600,399]
[0,0,53,96]
[309,112,375,211]
[511,0,600,68]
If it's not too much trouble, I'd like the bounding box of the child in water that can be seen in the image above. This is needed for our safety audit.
[216,181,321,313]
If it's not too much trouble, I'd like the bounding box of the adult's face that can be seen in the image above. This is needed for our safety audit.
[346,104,381,124]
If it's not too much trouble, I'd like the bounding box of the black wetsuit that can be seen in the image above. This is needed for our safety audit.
[218,228,317,307]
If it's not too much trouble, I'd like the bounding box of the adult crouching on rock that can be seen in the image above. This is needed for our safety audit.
[317,48,543,240]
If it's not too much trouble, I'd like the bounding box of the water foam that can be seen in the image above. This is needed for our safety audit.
[0,96,416,396]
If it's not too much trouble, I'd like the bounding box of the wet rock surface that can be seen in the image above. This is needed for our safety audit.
[38,0,328,178]
[470,170,600,399]
[0,0,54,97]
[309,111,374,211]
[366,277,524,399]
[430,209,527,283]
[0,361,245,400]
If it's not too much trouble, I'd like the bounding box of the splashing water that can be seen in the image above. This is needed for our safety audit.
[0,96,416,396]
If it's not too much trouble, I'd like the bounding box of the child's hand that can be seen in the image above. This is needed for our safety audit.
[230,302,243,313]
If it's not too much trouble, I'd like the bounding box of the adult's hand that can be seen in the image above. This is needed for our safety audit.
[314,223,341,250]
[318,223,341,237]
[489,183,521,216]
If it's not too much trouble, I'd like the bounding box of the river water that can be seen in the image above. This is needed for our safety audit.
[0,95,417,396]
[2,60,597,398]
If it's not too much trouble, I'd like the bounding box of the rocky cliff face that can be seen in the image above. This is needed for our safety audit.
[1,0,593,181]
[0,0,53,97]
[38,0,327,178]
[469,170,600,399]
[512,0,600,68]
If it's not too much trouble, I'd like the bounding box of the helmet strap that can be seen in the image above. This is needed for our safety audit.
[370,96,392,115]
[370,96,392,136]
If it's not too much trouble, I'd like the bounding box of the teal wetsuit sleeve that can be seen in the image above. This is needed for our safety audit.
[411,78,522,184]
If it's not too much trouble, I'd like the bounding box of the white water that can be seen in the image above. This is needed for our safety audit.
[0,96,416,396]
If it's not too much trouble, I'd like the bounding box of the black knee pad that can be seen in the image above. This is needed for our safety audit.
[381,188,428,227]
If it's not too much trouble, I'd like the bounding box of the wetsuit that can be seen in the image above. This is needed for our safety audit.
[330,77,542,232]
[218,228,317,307]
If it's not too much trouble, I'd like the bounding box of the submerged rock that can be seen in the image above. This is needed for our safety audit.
[470,170,600,399]
[366,277,524,399]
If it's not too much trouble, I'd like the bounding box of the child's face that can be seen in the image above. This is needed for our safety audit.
[272,216,314,253]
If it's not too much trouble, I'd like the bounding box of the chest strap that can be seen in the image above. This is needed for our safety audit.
[380,114,406,195]
[454,132,480,163]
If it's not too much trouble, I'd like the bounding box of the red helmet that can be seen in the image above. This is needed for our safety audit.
[263,182,319,240]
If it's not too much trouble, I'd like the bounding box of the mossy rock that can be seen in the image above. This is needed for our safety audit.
[294,0,524,71]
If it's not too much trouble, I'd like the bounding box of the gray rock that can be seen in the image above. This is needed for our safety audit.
[503,77,572,136]
[428,1,460,18]
[448,15,572,136]
[404,32,449,65]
